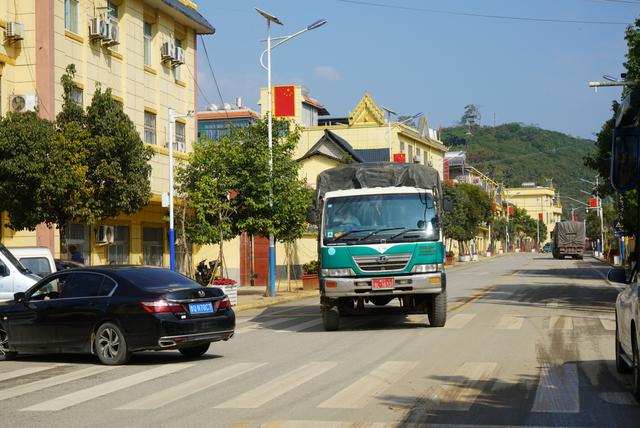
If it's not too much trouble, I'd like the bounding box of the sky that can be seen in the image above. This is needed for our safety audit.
[195,0,637,139]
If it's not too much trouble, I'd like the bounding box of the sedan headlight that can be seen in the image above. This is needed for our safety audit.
[321,268,355,277]
[412,263,443,273]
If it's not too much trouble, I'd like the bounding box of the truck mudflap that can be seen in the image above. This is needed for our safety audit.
[321,272,445,298]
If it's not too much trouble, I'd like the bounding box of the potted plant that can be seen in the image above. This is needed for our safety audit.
[302,260,320,290]
[445,251,455,265]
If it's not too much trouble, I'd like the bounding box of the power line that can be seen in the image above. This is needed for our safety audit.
[184,62,212,108]
[336,0,632,25]
[199,35,230,121]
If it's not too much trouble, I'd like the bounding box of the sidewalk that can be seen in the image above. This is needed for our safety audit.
[232,253,515,312]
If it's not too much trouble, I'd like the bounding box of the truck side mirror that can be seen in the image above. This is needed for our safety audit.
[0,263,8,277]
[307,206,319,225]
[443,197,454,212]
[611,128,640,192]
[607,267,628,284]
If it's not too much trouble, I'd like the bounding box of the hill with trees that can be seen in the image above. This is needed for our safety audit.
[440,123,596,215]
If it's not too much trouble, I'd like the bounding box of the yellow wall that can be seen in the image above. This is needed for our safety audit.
[505,187,563,243]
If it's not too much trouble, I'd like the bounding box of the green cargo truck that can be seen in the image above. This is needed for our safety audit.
[312,163,447,331]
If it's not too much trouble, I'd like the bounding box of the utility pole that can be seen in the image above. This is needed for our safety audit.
[597,175,605,257]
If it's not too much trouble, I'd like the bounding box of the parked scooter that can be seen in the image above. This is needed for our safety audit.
[195,259,221,286]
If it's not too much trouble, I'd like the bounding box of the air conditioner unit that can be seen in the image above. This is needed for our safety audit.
[161,42,175,62]
[172,46,185,66]
[103,21,119,47]
[10,95,38,112]
[89,17,103,39]
[5,22,24,41]
[95,225,115,245]
[99,19,112,43]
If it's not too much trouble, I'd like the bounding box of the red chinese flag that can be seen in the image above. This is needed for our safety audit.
[538,212,543,221]
[508,206,515,216]
[274,86,295,117]
[393,153,406,163]
[589,197,597,208]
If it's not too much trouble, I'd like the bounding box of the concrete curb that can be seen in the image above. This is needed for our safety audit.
[233,290,319,313]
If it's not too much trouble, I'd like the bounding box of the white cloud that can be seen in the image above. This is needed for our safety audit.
[314,65,340,81]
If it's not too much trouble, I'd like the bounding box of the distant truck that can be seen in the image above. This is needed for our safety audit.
[311,162,447,331]
[552,221,585,260]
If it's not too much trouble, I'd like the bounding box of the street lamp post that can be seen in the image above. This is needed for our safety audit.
[256,8,326,297]
[168,108,193,271]
[580,176,604,256]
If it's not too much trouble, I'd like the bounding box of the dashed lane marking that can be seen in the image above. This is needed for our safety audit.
[273,318,323,333]
[21,363,193,411]
[495,315,525,330]
[0,365,65,382]
[531,363,579,413]
[117,362,265,410]
[548,316,573,330]
[430,362,498,411]
[215,362,338,409]
[317,361,419,409]
[444,313,476,329]
[235,317,296,334]
[598,315,616,331]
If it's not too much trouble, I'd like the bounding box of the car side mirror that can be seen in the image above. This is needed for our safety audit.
[607,267,628,284]
[0,264,8,277]
[13,292,26,303]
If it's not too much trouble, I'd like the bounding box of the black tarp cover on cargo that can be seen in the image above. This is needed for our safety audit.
[315,162,442,204]
[553,221,586,247]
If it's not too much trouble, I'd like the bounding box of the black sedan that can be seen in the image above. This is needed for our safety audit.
[0,266,235,365]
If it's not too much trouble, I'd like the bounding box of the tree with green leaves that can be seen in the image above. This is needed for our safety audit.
[460,104,481,131]
[0,64,154,241]
[442,182,494,254]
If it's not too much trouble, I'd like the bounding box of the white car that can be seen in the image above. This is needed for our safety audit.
[611,267,640,399]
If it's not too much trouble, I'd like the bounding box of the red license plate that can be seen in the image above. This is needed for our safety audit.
[372,278,394,290]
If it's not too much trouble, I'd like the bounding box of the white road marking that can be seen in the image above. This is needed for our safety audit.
[0,365,63,382]
[215,362,337,409]
[318,361,419,409]
[599,391,637,405]
[430,362,498,411]
[444,314,476,329]
[0,366,116,401]
[274,318,323,333]
[531,363,579,413]
[117,362,265,410]
[548,316,573,330]
[495,315,525,330]
[599,315,616,331]
[545,301,561,308]
[20,363,193,411]
[235,317,295,334]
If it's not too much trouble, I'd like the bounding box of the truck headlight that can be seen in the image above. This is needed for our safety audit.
[412,264,443,273]
[321,268,355,277]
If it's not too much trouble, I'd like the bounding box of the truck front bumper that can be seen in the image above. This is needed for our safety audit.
[321,272,445,298]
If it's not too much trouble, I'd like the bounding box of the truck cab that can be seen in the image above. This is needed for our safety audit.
[0,244,41,301]
[315,163,447,331]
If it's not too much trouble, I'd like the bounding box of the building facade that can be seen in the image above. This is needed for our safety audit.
[504,186,563,244]
[0,0,214,270]
[196,99,260,141]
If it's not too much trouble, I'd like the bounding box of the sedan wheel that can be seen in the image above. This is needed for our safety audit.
[0,326,18,361]
[633,334,640,401]
[95,323,131,365]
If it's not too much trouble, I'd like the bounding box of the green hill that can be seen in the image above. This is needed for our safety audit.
[440,124,597,214]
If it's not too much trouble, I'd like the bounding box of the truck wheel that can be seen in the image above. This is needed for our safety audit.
[427,291,447,327]
[322,306,340,331]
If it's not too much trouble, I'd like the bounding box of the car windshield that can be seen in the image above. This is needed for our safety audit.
[323,192,438,245]
[118,268,199,290]
[0,245,30,274]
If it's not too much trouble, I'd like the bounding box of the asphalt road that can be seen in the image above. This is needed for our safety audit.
[1,253,638,427]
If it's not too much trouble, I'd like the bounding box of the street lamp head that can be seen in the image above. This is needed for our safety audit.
[307,18,327,31]
[255,7,283,25]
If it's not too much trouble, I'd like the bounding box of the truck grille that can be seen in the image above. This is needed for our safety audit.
[353,253,411,272]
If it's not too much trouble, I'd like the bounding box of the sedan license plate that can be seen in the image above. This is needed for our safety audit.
[372,278,394,290]
[189,302,213,314]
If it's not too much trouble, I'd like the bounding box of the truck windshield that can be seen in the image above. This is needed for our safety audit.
[0,245,30,274]
[323,193,438,245]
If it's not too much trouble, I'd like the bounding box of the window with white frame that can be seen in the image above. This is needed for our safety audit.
[64,0,79,33]
[144,111,156,145]
[408,145,413,162]
[400,142,405,153]
[175,121,186,152]
[107,225,130,265]
[144,22,152,66]
[416,148,421,162]
[107,0,119,20]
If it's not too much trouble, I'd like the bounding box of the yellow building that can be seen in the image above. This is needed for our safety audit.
[256,86,448,281]
[0,0,214,271]
[504,185,563,244]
